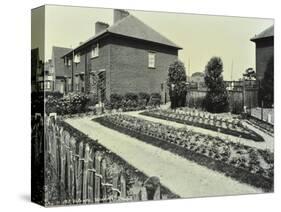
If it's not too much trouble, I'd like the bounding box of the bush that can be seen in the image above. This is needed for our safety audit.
[45,92,90,115]
[167,60,187,109]
[124,92,138,102]
[109,93,124,109]
[204,57,229,113]
[138,92,150,103]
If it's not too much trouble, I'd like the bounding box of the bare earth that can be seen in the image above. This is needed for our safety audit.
[126,111,274,152]
[65,116,262,198]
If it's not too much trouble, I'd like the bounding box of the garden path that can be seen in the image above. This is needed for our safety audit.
[65,116,262,198]
[125,111,274,152]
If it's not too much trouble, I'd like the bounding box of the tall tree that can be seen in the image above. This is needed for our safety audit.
[167,60,187,109]
[204,57,229,113]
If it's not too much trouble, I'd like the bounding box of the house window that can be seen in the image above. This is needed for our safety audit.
[67,59,72,66]
[74,76,80,91]
[74,53,80,63]
[148,52,156,68]
[91,43,99,58]
[67,78,72,91]
[44,81,51,90]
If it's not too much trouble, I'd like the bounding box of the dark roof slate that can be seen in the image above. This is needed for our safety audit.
[63,14,181,57]
[251,25,274,41]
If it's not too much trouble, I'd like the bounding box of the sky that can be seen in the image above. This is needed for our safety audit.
[32,5,273,80]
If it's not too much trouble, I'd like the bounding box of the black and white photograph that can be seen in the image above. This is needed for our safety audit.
[31,4,274,207]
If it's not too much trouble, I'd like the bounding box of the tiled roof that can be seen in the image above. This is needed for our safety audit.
[52,46,72,77]
[251,25,274,41]
[63,14,181,57]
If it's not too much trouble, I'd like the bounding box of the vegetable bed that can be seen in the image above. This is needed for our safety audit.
[93,114,273,192]
[140,109,264,142]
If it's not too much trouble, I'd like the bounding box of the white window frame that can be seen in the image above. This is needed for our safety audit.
[64,57,67,66]
[74,53,80,64]
[91,43,99,58]
[67,59,72,66]
[44,81,51,90]
[148,52,156,68]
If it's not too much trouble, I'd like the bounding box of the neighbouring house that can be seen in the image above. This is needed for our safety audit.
[51,46,72,94]
[62,9,182,102]
[31,48,54,92]
[31,48,41,92]
[250,25,274,82]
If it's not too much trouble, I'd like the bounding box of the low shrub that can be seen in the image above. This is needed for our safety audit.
[45,92,90,115]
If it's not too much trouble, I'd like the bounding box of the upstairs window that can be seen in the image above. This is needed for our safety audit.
[148,52,156,68]
[74,53,80,63]
[91,43,99,58]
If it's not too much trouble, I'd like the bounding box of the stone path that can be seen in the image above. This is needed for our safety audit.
[65,116,262,198]
[125,111,274,152]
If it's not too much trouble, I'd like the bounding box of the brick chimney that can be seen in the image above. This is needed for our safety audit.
[113,9,129,23]
[95,21,109,35]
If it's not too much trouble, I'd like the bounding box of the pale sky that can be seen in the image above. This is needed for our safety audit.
[32,5,273,80]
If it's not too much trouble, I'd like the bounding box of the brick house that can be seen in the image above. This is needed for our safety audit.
[51,46,72,93]
[62,9,182,102]
[250,25,274,81]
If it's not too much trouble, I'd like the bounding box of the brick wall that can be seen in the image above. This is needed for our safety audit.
[255,38,273,81]
[109,36,178,97]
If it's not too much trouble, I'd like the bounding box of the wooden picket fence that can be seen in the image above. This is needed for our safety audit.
[44,116,162,205]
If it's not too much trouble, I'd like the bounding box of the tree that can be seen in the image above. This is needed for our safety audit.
[260,56,274,108]
[203,57,229,113]
[167,60,187,109]
[243,68,256,80]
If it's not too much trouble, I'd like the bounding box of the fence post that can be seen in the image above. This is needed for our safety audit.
[87,147,95,203]
[131,181,142,201]
[76,142,84,203]
[69,137,76,201]
[59,130,66,202]
[64,132,71,201]
[144,176,161,200]
[82,143,90,203]
[140,186,148,201]
[101,159,107,202]
[112,165,120,201]
[95,152,102,203]
[120,173,126,200]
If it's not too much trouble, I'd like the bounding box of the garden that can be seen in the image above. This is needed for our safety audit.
[93,114,273,191]
[140,108,264,142]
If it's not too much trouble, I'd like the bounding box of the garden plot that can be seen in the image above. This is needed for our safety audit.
[140,108,264,141]
[127,111,273,151]
[65,116,262,198]
[93,114,273,191]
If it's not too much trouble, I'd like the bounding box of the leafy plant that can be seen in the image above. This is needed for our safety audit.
[167,60,187,109]
[203,57,229,113]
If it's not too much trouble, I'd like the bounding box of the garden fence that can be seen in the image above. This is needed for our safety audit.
[36,115,162,205]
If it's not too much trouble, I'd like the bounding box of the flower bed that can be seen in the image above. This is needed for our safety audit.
[93,114,273,191]
[140,109,264,142]
[246,115,274,136]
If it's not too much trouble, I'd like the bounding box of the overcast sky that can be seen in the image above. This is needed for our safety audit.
[32,5,273,80]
